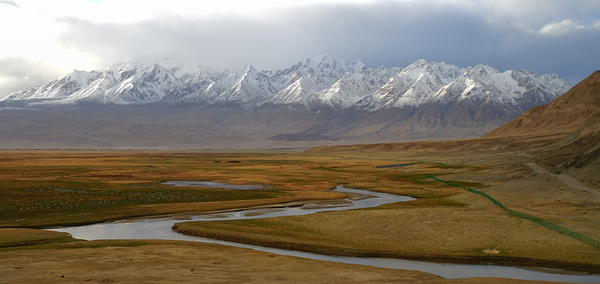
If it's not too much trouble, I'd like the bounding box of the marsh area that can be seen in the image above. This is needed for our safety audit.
[49,185,600,282]
[1,149,599,283]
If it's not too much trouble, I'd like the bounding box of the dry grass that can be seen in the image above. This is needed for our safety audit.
[0,150,463,228]
[0,240,555,284]
[2,148,600,279]
[171,149,600,270]
[173,199,600,269]
[0,228,78,248]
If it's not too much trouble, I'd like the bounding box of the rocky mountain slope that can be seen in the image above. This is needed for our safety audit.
[484,71,600,187]
[484,71,600,139]
[0,56,573,149]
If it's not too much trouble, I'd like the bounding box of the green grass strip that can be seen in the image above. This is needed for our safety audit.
[426,175,600,250]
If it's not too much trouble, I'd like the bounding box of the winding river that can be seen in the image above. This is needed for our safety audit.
[48,184,600,283]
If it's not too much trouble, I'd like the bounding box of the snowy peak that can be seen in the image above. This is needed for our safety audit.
[510,70,572,99]
[210,65,277,104]
[95,62,182,104]
[401,59,463,81]
[354,60,464,110]
[435,66,572,108]
[1,57,571,114]
[4,70,102,101]
[266,56,370,106]
[308,67,398,111]
[354,60,570,112]
[297,55,365,77]
[466,64,500,79]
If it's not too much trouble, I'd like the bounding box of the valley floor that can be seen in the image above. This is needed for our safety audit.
[1,147,599,283]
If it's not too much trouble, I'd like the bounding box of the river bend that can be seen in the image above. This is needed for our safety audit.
[48,184,600,283]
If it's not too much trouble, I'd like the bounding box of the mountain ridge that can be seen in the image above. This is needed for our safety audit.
[0,56,574,149]
[1,56,570,113]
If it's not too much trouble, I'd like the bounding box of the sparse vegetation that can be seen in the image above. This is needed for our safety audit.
[0,228,78,249]
[0,150,464,228]
[2,148,600,281]
[1,186,281,227]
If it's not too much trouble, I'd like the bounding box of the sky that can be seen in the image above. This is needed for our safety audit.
[0,0,599,98]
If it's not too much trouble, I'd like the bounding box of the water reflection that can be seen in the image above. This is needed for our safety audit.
[47,185,600,283]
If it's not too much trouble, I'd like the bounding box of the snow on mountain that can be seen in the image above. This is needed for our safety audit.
[426,65,572,112]
[429,65,522,107]
[3,70,102,101]
[508,70,572,108]
[63,70,120,103]
[170,65,231,102]
[266,55,367,106]
[355,60,570,113]
[0,57,571,114]
[209,65,278,104]
[307,66,400,111]
[354,60,464,111]
[94,61,183,104]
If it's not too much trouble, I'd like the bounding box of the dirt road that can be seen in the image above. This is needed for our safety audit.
[525,163,600,198]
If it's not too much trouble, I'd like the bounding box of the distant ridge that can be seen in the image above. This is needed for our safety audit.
[483,70,600,139]
[0,57,573,149]
[2,56,569,115]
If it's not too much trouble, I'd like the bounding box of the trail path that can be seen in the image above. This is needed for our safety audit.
[525,163,600,198]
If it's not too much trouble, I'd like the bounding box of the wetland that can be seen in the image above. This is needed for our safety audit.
[1,149,600,283]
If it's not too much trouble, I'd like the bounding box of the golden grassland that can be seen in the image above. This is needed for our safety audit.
[174,148,600,270]
[174,196,600,269]
[0,150,471,228]
[0,228,77,248]
[0,151,348,227]
[1,149,599,283]
[0,237,557,284]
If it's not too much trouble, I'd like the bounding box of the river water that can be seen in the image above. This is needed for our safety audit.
[47,184,600,283]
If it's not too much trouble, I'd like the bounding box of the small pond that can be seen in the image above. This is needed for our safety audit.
[162,181,264,190]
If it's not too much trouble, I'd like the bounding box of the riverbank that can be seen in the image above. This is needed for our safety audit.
[2,149,600,282]
[171,150,600,273]
[172,227,600,273]
[2,239,561,284]
[172,194,600,273]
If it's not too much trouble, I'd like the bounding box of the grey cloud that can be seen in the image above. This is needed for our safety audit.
[0,57,64,98]
[0,57,62,78]
[0,77,48,99]
[473,0,600,28]
[56,1,600,85]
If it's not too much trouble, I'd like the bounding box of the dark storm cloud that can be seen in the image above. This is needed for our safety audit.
[56,1,600,84]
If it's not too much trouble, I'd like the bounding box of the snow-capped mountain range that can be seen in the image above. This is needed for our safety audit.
[0,56,574,149]
[0,56,571,113]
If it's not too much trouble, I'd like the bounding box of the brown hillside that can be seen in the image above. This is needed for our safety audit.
[484,70,600,139]
[536,116,600,184]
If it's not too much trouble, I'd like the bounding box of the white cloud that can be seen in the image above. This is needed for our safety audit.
[538,19,587,36]
[0,2,100,74]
